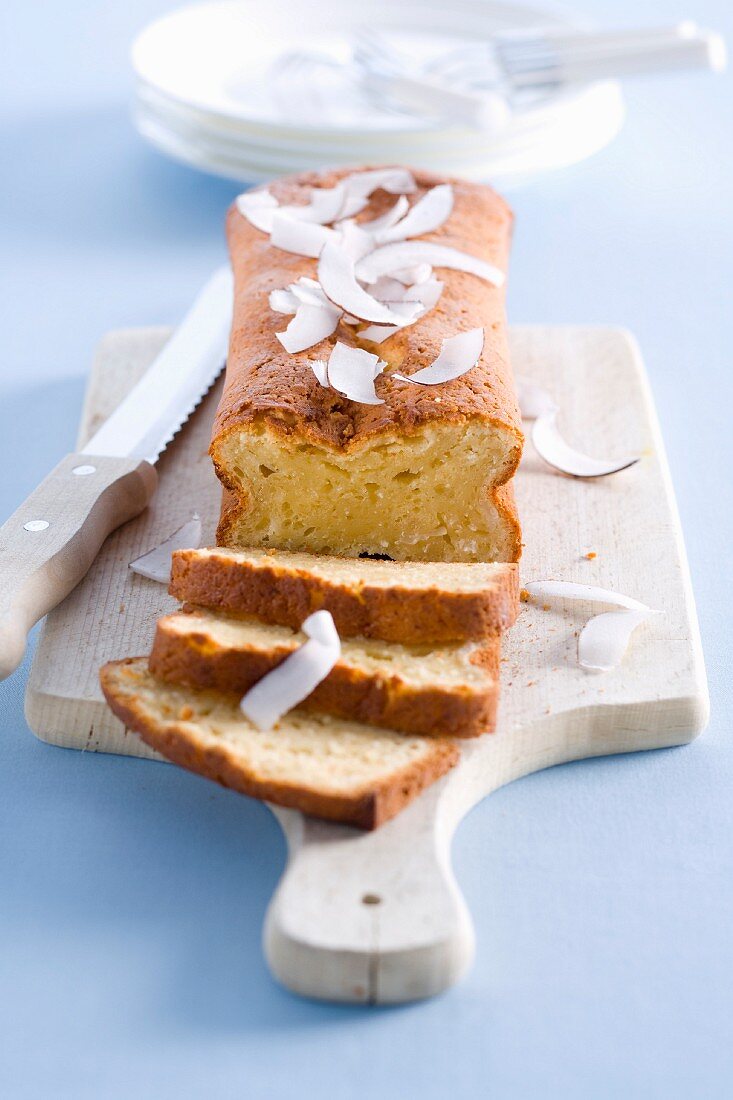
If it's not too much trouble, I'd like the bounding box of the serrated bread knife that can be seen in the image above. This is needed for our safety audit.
[0,266,232,680]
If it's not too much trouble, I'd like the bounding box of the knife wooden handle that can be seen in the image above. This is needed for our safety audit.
[0,454,157,680]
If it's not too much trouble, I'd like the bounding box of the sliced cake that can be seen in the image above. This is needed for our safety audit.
[100,658,459,830]
[169,546,519,644]
[149,607,501,738]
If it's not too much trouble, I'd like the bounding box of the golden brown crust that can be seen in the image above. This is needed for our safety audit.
[210,163,522,477]
[216,488,243,549]
[100,658,458,830]
[149,612,501,737]
[169,547,520,644]
[492,481,523,563]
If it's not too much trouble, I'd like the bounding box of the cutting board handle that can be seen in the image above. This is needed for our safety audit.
[265,788,473,1004]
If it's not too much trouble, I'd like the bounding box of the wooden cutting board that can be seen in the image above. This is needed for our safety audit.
[25,325,708,1004]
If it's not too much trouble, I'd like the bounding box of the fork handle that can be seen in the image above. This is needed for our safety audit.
[507,29,726,87]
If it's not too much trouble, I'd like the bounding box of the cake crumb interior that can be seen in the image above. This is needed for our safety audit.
[218,419,514,562]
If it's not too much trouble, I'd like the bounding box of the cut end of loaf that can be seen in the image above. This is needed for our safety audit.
[100,658,459,830]
[213,419,521,562]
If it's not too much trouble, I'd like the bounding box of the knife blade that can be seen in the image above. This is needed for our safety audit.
[0,266,232,680]
[84,266,232,461]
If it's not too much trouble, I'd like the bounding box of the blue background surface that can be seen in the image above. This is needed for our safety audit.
[1,1,732,1096]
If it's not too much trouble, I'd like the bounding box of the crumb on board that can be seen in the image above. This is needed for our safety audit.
[119,603,125,613]
[585,551,597,560]
[520,589,555,613]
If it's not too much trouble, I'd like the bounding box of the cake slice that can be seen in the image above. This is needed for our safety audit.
[149,607,501,738]
[169,546,520,644]
[211,166,523,563]
[100,658,459,829]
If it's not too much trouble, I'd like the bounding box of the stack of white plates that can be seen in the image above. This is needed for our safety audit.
[132,0,625,188]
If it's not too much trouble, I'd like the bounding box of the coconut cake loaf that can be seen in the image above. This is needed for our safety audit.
[211,166,523,563]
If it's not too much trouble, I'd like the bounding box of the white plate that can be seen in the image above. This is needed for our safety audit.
[134,91,623,188]
[131,0,625,185]
[134,76,622,156]
[133,0,570,134]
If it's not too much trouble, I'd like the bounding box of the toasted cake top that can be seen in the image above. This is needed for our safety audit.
[212,166,522,452]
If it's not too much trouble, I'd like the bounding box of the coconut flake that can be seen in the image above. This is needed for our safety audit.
[523,581,650,612]
[358,283,442,344]
[290,278,330,308]
[302,609,340,647]
[356,241,504,287]
[532,411,640,478]
[344,167,417,198]
[318,240,410,325]
[293,278,359,324]
[358,297,423,343]
[238,183,359,235]
[338,220,375,261]
[235,188,278,232]
[326,342,385,405]
[391,263,433,285]
[269,288,299,314]
[340,193,370,219]
[360,196,410,234]
[276,302,341,353]
[275,277,382,327]
[523,580,658,673]
[278,278,362,324]
[514,376,558,419]
[129,516,202,583]
[296,276,322,291]
[270,215,337,258]
[514,377,640,477]
[359,324,401,344]
[578,609,655,672]
[376,184,454,244]
[383,299,423,321]
[239,610,341,730]
[394,328,484,386]
[280,183,347,226]
[369,276,412,301]
[412,278,444,312]
[309,359,329,387]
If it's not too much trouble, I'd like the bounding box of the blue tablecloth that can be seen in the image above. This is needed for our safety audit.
[2,1,732,1096]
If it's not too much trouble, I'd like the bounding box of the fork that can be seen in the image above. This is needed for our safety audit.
[425,22,726,92]
[352,22,725,130]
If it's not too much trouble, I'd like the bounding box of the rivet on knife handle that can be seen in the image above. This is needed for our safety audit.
[0,454,157,680]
